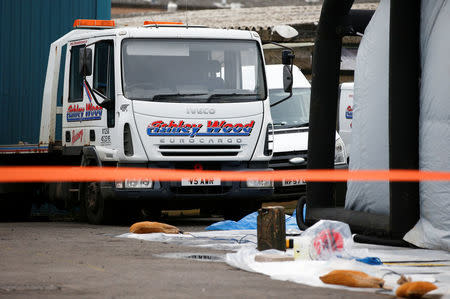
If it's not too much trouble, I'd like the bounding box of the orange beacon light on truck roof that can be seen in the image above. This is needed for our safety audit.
[73,19,116,28]
[143,21,184,25]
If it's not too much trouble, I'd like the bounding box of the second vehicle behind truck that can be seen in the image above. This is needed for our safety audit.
[266,64,347,202]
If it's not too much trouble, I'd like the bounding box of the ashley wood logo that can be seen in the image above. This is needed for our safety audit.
[67,104,102,122]
[147,120,255,137]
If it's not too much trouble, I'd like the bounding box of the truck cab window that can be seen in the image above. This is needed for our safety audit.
[94,40,115,127]
[121,39,265,102]
[94,41,115,100]
[68,45,84,102]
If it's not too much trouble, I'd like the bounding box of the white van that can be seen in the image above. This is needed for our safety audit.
[266,64,347,201]
[337,82,354,161]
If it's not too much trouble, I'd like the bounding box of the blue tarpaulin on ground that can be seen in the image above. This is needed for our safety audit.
[206,210,299,231]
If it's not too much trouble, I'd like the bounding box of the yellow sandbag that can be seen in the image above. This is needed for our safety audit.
[129,221,181,234]
[319,270,385,288]
[396,281,437,298]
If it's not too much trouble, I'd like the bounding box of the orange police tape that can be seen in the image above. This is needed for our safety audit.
[2,166,450,183]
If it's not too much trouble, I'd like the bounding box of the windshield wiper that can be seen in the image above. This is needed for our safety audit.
[152,93,207,101]
[286,122,309,128]
[206,93,259,102]
[274,122,309,129]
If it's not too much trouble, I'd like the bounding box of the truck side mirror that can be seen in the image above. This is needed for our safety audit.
[268,43,295,107]
[283,65,293,93]
[282,50,294,66]
[79,48,92,77]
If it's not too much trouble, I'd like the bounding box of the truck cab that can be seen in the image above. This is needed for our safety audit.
[266,64,347,202]
[40,20,275,223]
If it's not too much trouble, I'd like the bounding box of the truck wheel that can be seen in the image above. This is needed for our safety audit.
[81,181,113,224]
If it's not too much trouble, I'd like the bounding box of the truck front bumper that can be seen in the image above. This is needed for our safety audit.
[99,161,274,208]
[270,162,349,202]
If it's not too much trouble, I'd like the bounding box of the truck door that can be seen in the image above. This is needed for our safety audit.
[93,40,115,129]
[63,42,93,148]
[93,40,115,148]
[63,40,115,149]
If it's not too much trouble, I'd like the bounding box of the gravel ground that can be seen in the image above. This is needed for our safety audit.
[0,220,391,298]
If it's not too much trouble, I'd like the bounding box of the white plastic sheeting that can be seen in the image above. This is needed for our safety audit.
[226,247,448,296]
[345,0,390,215]
[118,229,450,295]
[118,230,258,251]
[404,1,450,250]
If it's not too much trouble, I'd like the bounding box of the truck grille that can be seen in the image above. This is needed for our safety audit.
[170,186,232,195]
[159,145,241,157]
[270,151,308,170]
[274,185,306,194]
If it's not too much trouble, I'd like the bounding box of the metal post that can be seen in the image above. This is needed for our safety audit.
[306,0,354,209]
[388,0,421,238]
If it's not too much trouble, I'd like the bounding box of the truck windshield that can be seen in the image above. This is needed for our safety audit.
[121,39,266,102]
[269,88,310,128]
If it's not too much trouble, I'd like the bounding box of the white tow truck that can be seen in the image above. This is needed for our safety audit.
[31,19,284,223]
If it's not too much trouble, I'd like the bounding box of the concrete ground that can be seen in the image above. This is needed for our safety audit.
[0,220,391,298]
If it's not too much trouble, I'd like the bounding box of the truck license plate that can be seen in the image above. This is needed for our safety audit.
[282,179,305,186]
[181,178,221,186]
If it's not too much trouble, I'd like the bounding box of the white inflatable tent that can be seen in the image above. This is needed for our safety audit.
[302,0,450,250]
[346,0,450,250]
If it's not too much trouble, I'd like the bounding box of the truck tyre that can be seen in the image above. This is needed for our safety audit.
[81,181,113,225]
[80,155,114,225]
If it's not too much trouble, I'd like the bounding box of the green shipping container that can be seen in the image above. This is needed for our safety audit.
[0,0,111,145]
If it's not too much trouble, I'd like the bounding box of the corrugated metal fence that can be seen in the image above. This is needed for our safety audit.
[0,0,111,145]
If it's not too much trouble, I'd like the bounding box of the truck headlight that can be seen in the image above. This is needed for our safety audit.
[115,179,153,189]
[334,137,347,165]
[246,179,274,188]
